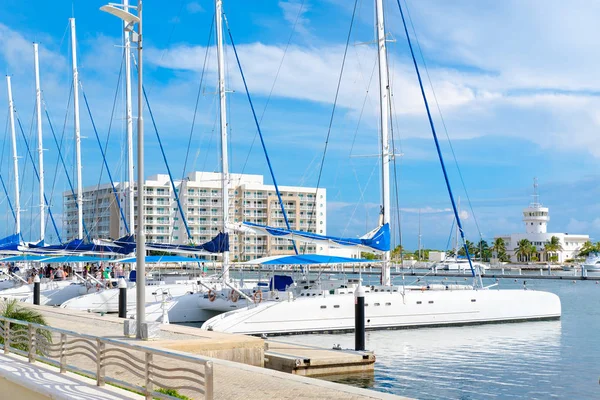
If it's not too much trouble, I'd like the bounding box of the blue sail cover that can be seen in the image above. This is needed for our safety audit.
[28,235,136,255]
[0,233,20,252]
[239,222,390,253]
[243,254,372,265]
[146,232,229,254]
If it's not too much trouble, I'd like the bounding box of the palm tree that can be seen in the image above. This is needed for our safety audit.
[458,240,476,257]
[0,299,50,351]
[515,239,532,262]
[544,236,563,263]
[476,239,490,261]
[491,238,509,262]
[578,240,597,257]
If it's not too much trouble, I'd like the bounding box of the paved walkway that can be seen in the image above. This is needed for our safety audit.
[0,352,141,399]
[17,303,407,399]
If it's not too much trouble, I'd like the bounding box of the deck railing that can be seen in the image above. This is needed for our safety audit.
[0,316,213,399]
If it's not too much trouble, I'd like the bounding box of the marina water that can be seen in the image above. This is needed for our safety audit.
[281,276,599,399]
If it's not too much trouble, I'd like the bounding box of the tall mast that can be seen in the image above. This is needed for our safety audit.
[6,76,20,236]
[418,208,421,261]
[70,18,83,240]
[124,0,135,233]
[375,0,391,286]
[455,196,460,257]
[33,43,45,242]
[215,0,230,281]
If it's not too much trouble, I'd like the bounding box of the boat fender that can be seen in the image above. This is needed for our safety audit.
[208,290,216,302]
[253,291,263,304]
[230,290,239,303]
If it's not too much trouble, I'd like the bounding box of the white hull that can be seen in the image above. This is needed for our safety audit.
[19,283,94,306]
[0,280,75,301]
[201,288,561,335]
[137,294,220,324]
[583,265,600,272]
[61,281,202,313]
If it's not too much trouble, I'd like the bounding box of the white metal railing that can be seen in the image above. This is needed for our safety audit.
[0,316,213,399]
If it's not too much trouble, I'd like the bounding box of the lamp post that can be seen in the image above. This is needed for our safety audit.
[101,0,145,339]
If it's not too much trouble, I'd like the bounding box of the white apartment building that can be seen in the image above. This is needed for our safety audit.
[63,171,326,261]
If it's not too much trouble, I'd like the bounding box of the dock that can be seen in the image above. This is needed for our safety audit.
[265,340,375,376]
[7,302,401,399]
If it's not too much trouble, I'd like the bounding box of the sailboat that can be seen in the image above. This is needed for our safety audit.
[200,0,561,335]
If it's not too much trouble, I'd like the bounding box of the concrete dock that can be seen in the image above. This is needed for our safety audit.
[265,340,375,376]
[10,302,403,399]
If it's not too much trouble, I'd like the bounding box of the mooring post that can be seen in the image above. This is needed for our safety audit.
[118,278,127,318]
[33,275,40,305]
[355,285,365,351]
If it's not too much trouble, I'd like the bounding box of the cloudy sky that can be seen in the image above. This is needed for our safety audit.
[1,0,599,250]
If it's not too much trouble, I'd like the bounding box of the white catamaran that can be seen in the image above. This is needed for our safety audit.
[200,0,561,335]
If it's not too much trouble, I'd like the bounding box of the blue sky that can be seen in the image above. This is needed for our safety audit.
[1,0,600,250]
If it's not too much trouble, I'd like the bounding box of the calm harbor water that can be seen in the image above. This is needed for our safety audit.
[282,278,600,399]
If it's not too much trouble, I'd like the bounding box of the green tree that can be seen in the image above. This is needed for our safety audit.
[515,239,533,262]
[360,252,379,260]
[0,299,50,352]
[391,245,403,261]
[457,240,476,257]
[544,236,563,263]
[475,239,491,261]
[578,240,596,257]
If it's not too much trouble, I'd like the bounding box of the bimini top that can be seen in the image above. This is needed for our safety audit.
[38,255,111,264]
[0,255,48,263]
[242,254,372,265]
[116,255,208,264]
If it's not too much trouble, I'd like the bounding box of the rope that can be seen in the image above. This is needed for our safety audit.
[223,14,299,255]
[43,99,91,242]
[395,0,476,279]
[181,15,214,183]
[79,83,130,235]
[14,112,62,242]
[402,0,483,241]
[305,0,359,253]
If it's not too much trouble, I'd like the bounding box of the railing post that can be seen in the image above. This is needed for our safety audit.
[145,352,153,400]
[59,333,66,373]
[28,324,35,363]
[3,319,9,354]
[204,360,214,400]
[96,339,105,386]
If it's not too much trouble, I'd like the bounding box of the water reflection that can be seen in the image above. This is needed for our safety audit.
[285,320,563,399]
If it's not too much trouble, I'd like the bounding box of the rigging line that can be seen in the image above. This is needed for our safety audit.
[403,0,482,240]
[305,0,359,254]
[43,97,91,242]
[14,112,62,242]
[79,83,130,235]
[238,0,307,187]
[89,49,127,235]
[385,35,403,260]
[181,14,214,183]
[224,14,299,255]
[141,84,193,242]
[0,112,15,226]
[0,175,15,224]
[396,0,477,280]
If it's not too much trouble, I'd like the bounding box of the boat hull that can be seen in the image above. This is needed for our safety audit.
[201,289,561,335]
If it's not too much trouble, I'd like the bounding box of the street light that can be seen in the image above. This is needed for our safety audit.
[101,0,146,340]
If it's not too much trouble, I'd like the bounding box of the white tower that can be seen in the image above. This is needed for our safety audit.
[523,178,549,234]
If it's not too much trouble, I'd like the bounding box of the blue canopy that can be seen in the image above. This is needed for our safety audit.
[39,255,111,264]
[239,222,390,253]
[0,255,47,262]
[243,254,372,265]
[116,255,207,264]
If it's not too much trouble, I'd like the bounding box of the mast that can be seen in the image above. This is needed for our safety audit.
[418,208,421,262]
[455,196,460,258]
[34,43,45,242]
[6,76,20,236]
[216,0,230,281]
[124,0,135,233]
[375,0,391,286]
[70,18,83,240]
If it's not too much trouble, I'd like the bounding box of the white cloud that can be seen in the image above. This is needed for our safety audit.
[278,0,310,35]
[186,1,204,14]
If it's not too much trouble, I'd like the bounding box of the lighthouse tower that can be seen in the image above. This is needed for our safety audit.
[523,178,549,234]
